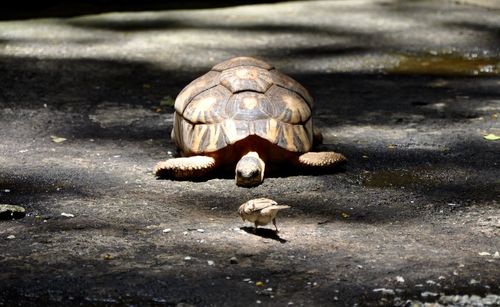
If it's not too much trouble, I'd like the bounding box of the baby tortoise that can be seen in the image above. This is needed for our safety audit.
[155,56,346,187]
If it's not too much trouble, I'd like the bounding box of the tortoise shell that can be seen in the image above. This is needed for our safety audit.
[172,56,314,155]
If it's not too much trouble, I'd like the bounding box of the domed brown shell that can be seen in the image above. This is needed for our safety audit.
[172,56,314,155]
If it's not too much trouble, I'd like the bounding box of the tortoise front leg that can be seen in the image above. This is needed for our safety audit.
[154,156,216,179]
[298,152,347,168]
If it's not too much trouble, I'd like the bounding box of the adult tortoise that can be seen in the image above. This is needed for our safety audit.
[155,56,346,187]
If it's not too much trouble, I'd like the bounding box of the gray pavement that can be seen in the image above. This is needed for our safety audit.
[0,0,499,305]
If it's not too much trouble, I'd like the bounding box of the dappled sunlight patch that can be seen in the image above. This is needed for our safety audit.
[390,52,500,76]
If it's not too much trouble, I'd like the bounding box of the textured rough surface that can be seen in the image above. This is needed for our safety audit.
[154,156,216,178]
[298,151,347,168]
[0,0,499,306]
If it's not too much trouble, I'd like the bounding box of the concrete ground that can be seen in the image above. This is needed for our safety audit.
[0,0,499,305]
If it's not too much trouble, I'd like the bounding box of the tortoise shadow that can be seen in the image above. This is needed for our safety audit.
[240,226,288,244]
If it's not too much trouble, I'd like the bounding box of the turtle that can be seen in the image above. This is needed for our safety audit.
[154,56,346,187]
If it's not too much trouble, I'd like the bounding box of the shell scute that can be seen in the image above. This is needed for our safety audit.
[270,70,313,107]
[174,70,221,114]
[182,85,231,124]
[275,119,313,152]
[220,66,273,93]
[226,92,275,121]
[266,85,311,124]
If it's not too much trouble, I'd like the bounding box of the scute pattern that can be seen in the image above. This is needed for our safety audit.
[173,112,227,154]
[226,92,274,121]
[220,66,273,93]
[266,85,311,124]
[173,57,315,154]
[270,70,313,107]
[182,85,231,124]
[275,119,313,152]
[174,70,221,114]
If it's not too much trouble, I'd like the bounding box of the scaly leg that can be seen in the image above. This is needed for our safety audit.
[298,152,347,168]
[154,156,216,179]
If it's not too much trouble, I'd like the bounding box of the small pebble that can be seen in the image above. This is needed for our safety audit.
[256,300,261,304]
[373,288,395,295]
[6,235,15,240]
[162,228,172,233]
[184,256,191,261]
[396,276,405,283]
[230,257,238,264]
[197,229,205,233]
[61,212,75,218]
[207,260,214,266]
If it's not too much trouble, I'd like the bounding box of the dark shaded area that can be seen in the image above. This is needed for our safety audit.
[3,48,499,101]
[2,55,499,127]
[0,0,286,20]
[0,171,91,206]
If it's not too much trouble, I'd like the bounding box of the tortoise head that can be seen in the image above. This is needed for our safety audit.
[235,151,265,187]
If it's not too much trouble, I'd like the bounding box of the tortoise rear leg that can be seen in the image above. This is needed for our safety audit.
[298,152,347,169]
[154,156,216,179]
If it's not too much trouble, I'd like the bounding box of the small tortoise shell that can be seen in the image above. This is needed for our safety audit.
[172,57,314,155]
